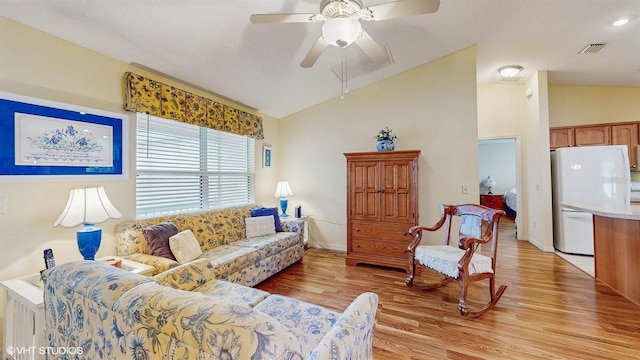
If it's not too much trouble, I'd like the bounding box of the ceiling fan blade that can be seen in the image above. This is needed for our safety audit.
[366,0,440,21]
[250,13,316,24]
[300,37,329,68]
[355,31,389,64]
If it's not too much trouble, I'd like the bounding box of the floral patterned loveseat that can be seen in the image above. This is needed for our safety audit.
[115,203,304,286]
[42,260,379,360]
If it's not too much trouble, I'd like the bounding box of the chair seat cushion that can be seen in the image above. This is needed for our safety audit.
[415,245,493,279]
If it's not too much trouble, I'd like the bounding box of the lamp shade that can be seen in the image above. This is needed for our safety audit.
[322,18,362,48]
[54,187,122,227]
[273,181,294,198]
[482,176,496,188]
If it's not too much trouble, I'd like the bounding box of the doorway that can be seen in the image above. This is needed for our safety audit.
[478,137,522,239]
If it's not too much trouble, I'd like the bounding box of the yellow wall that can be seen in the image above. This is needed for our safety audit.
[549,85,640,126]
[0,17,281,342]
[278,47,480,249]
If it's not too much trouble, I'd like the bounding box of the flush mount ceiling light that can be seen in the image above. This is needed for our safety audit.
[499,65,523,78]
[612,16,631,26]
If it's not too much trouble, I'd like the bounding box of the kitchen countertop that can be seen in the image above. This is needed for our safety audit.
[562,203,640,220]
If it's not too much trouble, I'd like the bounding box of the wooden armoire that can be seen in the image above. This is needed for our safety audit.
[344,150,420,272]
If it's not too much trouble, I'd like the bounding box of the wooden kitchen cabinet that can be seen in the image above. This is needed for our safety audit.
[550,121,640,170]
[550,128,574,149]
[344,150,420,272]
[574,125,611,146]
[611,123,638,169]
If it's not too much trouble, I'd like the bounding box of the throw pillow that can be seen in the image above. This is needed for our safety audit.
[245,215,276,238]
[251,207,283,232]
[169,229,203,264]
[143,222,178,261]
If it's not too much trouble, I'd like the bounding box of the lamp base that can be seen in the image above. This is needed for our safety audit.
[77,224,102,260]
[279,198,289,218]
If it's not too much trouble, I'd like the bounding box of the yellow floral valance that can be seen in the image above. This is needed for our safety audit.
[124,72,264,139]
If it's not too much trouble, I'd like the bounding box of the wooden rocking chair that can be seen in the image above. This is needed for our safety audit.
[405,204,507,318]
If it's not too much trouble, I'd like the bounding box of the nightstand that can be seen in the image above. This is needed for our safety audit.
[1,257,154,360]
[480,194,504,210]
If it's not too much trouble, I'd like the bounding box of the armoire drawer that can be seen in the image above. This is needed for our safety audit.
[350,222,413,242]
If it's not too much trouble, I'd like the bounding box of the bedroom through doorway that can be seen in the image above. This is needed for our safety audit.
[478,137,521,239]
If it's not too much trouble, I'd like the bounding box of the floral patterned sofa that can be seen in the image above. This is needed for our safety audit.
[42,260,379,360]
[114,204,304,286]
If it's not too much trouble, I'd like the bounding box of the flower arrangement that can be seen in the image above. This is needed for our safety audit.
[374,127,397,142]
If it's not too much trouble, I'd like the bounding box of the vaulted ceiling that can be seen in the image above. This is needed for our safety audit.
[1,0,639,119]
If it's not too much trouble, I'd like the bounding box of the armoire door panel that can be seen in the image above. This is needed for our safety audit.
[349,161,379,220]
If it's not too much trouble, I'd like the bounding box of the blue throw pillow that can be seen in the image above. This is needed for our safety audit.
[251,207,283,232]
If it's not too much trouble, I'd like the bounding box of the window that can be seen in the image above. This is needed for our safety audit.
[136,113,255,218]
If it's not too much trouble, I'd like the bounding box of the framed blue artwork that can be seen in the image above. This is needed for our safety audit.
[0,92,128,179]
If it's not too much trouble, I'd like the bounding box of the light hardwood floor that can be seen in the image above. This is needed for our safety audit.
[258,218,640,359]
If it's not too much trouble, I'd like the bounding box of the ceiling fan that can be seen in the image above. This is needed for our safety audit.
[250,0,440,68]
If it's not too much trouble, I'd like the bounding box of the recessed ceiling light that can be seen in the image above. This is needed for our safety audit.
[498,65,523,78]
[612,17,631,26]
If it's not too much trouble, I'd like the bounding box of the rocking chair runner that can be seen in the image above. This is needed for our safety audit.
[405,204,507,318]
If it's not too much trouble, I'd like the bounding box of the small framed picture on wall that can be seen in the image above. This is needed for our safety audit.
[263,145,272,168]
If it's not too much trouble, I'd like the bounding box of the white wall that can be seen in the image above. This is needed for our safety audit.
[478,140,516,195]
[277,47,480,249]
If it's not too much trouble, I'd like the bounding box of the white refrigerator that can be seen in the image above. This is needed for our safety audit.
[551,145,630,255]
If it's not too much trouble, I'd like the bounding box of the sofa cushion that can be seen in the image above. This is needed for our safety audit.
[199,245,258,279]
[251,207,283,232]
[169,229,202,264]
[230,232,302,259]
[154,258,214,291]
[113,282,304,358]
[255,294,341,357]
[194,280,270,307]
[245,215,276,238]
[143,222,178,261]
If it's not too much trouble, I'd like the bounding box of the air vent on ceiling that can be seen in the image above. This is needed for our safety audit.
[578,43,606,54]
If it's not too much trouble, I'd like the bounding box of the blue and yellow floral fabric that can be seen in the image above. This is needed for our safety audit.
[42,259,379,360]
[114,204,305,285]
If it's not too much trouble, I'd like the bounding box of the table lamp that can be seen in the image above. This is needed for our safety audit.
[54,186,122,260]
[482,176,497,194]
[273,181,294,217]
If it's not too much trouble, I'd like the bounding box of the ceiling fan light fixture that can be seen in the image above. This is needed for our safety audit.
[499,65,523,78]
[322,18,362,48]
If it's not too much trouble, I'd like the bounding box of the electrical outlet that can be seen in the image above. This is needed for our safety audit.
[462,185,469,194]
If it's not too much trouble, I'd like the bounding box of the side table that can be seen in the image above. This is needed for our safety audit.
[1,256,154,360]
[1,274,45,360]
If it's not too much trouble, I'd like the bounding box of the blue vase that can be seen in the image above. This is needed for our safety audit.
[376,140,395,152]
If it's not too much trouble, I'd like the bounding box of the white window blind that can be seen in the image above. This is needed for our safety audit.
[136,113,255,218]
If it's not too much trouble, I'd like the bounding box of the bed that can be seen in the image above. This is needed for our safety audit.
[504,187,517,218]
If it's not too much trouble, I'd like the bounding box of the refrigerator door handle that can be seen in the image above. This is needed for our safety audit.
[563,211,593,219]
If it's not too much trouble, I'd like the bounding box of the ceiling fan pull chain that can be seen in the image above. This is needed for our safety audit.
[341,50,348,99]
